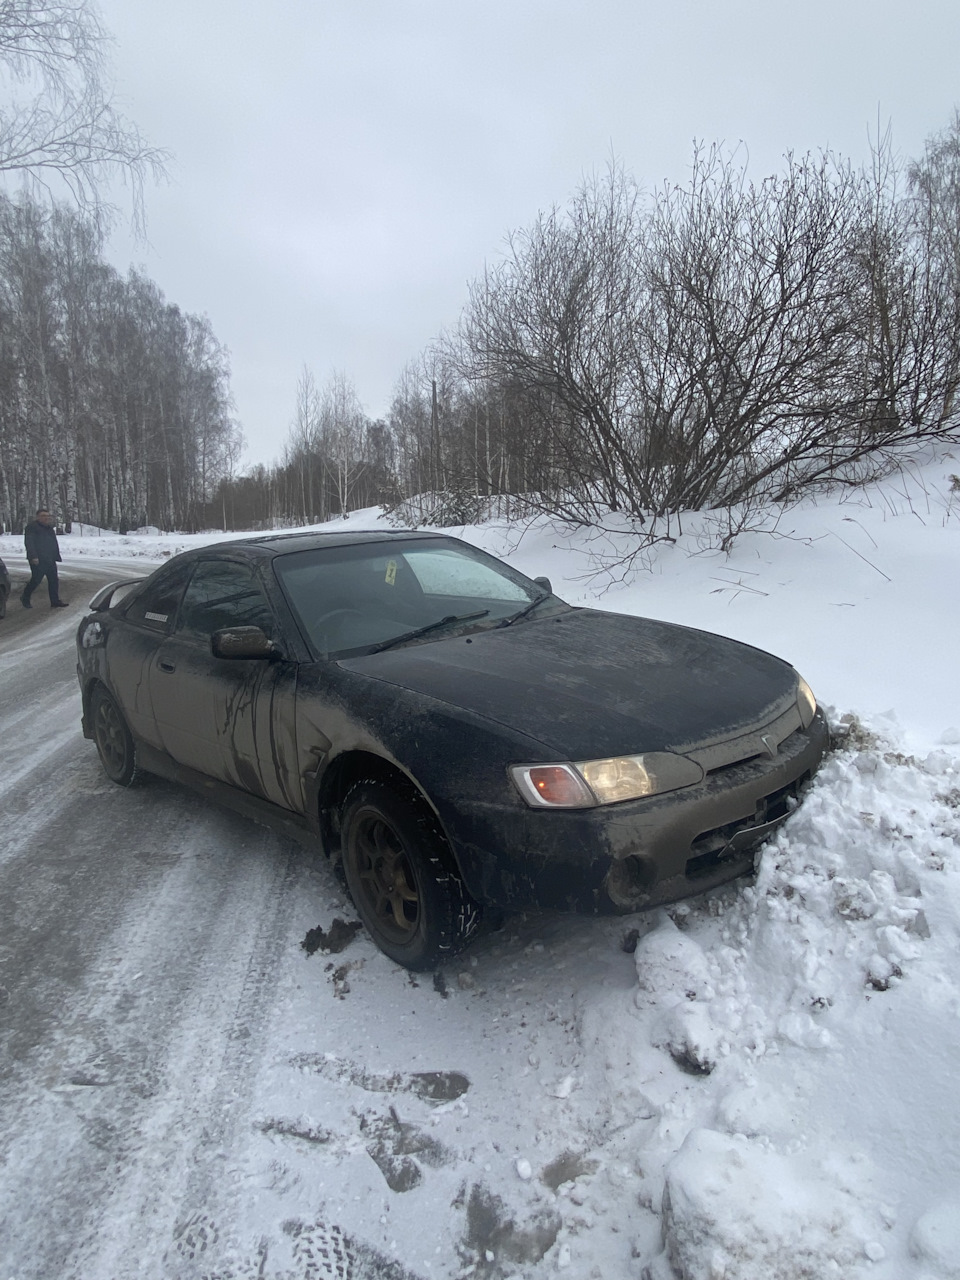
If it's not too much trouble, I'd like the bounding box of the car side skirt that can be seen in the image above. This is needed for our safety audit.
[135,741,317,850]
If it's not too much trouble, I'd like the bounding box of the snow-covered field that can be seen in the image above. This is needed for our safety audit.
[2,454,958,1279]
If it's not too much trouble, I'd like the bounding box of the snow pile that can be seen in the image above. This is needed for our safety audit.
[658,1128,884,1280]
[910,1207,960,1278]
[668,728,953,1059]
[571,725,960,1280]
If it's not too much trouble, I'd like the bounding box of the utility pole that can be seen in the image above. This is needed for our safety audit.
[431,379,441,492]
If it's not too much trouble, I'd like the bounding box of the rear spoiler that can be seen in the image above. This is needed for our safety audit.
[87,578,146,612]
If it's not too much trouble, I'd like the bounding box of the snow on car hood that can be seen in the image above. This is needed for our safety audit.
[340,607,800,759]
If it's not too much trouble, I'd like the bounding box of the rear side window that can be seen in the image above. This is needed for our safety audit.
[122,560,194,632]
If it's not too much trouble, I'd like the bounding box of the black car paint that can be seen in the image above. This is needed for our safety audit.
[77,533,828,926]
[340,608,800,759]
[0,556,9,618]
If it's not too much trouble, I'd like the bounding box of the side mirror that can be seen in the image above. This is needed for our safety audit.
[211,625,279,660]
[533,576,552,595]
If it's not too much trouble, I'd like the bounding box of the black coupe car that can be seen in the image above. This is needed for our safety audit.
[76,530,828,968]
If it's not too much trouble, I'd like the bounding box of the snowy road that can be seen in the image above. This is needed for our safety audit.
[0,565,316,1276]
[0,562,649,1280]
[2,506,959,1280]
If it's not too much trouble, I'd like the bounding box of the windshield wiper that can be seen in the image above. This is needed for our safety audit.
[495,593,550,629]
[369,610,490,654]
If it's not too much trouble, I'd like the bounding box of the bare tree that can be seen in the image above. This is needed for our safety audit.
[460,164,649,520]
[455,142,960,532]
[908,111,960,429]
[272,368,403,526]
[0,0,166,226]
[250,119,960,545]
[286,365,322,521]
[320,371,365,518]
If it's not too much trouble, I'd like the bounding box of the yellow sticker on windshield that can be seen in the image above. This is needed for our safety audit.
[385,559,397,586]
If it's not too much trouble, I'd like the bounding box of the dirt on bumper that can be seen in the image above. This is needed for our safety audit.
[446,710,830,915]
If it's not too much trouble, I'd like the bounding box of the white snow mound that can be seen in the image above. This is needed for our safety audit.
[651,1127,886,1280]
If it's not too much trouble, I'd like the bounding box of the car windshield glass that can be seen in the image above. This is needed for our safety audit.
[495,592,551,628]
[272,537,557,658]
[369,609,490,654]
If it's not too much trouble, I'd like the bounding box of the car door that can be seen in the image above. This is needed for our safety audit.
[108,559,195,750]
[148,558,301,812]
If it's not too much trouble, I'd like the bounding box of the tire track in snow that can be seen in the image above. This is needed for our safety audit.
[64,822,311,1280]
[0,569,340,1279]
[0,723,85,835]
[0,796,320,1280]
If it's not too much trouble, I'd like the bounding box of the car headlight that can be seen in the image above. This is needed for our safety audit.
[511,752,705,809]
[796,675,817,728]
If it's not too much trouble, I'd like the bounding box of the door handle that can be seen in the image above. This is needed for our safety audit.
[159,660,176,673]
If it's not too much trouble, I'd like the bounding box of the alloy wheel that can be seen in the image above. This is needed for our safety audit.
[350,810,421,945]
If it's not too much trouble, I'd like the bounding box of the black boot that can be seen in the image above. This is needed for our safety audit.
[20,593,31,608]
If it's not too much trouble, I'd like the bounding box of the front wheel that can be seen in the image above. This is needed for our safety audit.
[91,686,140,786]
[340,781,480,970]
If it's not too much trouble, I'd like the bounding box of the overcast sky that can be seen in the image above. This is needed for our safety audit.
[96,0,960,468]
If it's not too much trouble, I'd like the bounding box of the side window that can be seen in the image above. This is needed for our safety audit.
[122,560,194,632]
[176,561,275,639]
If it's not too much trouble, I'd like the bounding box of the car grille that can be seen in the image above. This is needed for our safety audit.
[685,701,803,776]
[685,771,812,877]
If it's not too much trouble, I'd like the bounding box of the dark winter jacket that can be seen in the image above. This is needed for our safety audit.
[24,520,61,564]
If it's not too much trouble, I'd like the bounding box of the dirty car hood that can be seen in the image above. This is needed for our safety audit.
[339,608,799,758]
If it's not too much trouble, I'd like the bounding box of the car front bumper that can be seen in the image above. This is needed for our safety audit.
[442,709,830,915]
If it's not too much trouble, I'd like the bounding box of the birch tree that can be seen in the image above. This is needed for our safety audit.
[0,0,166,225]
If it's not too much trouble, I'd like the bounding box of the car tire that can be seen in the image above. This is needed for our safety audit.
[340,780,480,970]
[91,686,140,787]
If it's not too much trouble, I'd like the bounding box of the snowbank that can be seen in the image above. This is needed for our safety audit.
[621,729,960,1279]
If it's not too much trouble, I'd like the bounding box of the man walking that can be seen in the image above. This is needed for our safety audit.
[21,508,68,609]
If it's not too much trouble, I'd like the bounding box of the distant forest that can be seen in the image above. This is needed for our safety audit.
[0,192,236,533]
[2,116,959,537]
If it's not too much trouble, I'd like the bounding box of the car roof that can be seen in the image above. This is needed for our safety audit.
[195,528,451,559]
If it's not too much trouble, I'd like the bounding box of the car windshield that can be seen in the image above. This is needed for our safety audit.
[273,537,558,658]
